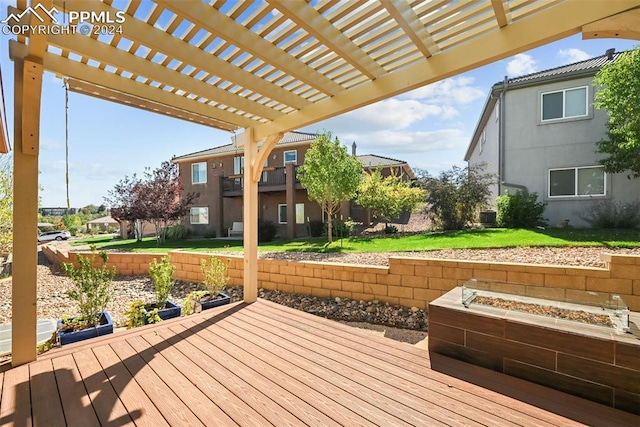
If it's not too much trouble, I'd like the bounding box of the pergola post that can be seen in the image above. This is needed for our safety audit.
[241,128,258,303]
[11,57,43,366]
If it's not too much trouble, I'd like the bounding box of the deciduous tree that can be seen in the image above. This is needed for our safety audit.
[297,131,362,242]
[594,48,640,178]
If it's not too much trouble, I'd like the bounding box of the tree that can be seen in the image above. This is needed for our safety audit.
[105,174,145,240]
[142,161,198,245]
[356,168,425,227]
[0,156,12,255]
[594,48,640,178]
[297,131,362,242]
[419,164,494,230]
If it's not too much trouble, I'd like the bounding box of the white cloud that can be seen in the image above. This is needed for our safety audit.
[403,76,485,105]
[557,48,591,64]
[337,129,468,155]
[506,53,537,77]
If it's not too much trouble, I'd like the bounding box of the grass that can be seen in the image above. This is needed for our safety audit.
[69,228,640,254]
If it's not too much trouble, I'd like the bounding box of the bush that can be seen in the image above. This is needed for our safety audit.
[148,256,175,308]
[496,190,547,228]
[61,247,116,328]
[204,229,217,238]
[166,223,190,240]
[384,225,398,234]
[420,164,494,230]
[258,220,276,242]
[201,256,229,297]
[125,300,161,329]
[308,220,324,237]
[324,218,353,238]
[576,199,640,228]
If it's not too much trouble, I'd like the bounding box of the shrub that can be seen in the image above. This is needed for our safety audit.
[258,220,276,242]
[496,190,547,228]
[324,218,353,238]
[125,300,161,329]
[420,164,494,230]
[576,199,640,228]
[201,256,229,297]
[148,256,175,308]
[61,247,116,328]
[384,224,398,234]
[166,223,190,240]
[308,220,324,237]
[204,229,217,238]
[183,290,209,315]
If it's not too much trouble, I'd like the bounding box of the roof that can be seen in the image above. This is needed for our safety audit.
[85,216,119,224]
[464,49,628,161]
[173,131,317,162]
[358,154,415,179]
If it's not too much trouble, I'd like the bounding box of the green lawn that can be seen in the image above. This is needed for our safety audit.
[70,228,640,254]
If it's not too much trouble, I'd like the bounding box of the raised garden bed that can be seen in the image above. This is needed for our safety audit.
[429,282,640,415]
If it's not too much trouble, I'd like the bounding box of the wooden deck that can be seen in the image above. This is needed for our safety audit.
[0,300,637,426]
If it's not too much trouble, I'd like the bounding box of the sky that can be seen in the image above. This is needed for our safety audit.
[0,2,637,208]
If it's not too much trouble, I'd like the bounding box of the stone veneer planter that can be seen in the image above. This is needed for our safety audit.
[428,287,640,415]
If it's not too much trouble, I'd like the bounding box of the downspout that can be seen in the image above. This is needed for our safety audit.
[498,76,507,195]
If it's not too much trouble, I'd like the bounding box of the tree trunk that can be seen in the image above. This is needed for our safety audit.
[327,210,333,243]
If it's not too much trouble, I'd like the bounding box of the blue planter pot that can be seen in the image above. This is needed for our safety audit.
[146,300,181,322]
[199,292,231,310]
[57,312,113,346]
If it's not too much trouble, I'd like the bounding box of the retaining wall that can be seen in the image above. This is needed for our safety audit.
[42,246,640,311]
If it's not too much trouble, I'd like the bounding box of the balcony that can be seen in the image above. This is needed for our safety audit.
[222,166,301,196]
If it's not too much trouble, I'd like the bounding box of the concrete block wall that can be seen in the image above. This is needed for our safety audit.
[47,246,640,311]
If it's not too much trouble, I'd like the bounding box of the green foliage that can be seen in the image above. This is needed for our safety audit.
[594,48,640,178]
[166,223,190,240]
[0,158,12,255]
[148,256,175,308]
[576,199,640,228]
[297,131,362,242]
[420,164,494,230]
[183,290,210,315]
[496,190,547,228]
[308,220,324,237]
[125,300,162,329]
[384,225,398,234]
[200,256,229,296]
[258,220,277,242]
[62,214,82,229]
[61,247,116,328]
[356,168,425,223]
[323,218,353,238]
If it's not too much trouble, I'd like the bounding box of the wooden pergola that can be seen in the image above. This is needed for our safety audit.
[4,0,640,366]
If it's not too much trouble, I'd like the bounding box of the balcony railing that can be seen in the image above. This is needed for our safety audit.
[222,166,299,193]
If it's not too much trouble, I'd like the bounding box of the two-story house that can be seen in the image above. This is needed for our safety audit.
[465,49,640,227]
[173,131,416,238]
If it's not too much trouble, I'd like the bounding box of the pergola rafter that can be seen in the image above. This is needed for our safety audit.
[4,0,640,366]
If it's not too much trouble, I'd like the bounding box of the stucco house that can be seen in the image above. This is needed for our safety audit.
[173,131,415,238]
[465,49,640,227]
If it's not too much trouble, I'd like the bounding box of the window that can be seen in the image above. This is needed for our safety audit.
[233,156,244,175]
[278,203,305,224]
[541,86,588,121]
[283,150,297,165]
[190,207,209,224]
[548,166,605,197]
[191,162,207,184]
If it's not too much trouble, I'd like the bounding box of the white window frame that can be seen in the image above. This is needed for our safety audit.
[191,162,207,184]
[283,150,297,165]
[278,203,305,224]
[233,156,244,175]
[540,86,588,122]
[548,166,606,198]
[190,207,209,224]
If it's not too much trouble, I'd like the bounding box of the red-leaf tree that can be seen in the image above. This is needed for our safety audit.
[105,161,198,244]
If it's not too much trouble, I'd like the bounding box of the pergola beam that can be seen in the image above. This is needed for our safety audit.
[155,0,344,96]
[267,0,386,79]
[52,0,310,111]
[381,0,440,59]
[491,0,510,28]
[253,0,640,140]
[582,7,640,41]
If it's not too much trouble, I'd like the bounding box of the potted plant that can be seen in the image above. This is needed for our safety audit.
[58,247,116,345]
[125,256,180,328]
[183,256,231,315]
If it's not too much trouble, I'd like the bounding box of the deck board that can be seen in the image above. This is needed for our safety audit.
[1,300,638,427]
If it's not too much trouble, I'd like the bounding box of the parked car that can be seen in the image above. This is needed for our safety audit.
[37,230,71,242]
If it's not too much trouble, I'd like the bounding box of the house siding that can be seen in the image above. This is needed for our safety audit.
[468,100,500,204]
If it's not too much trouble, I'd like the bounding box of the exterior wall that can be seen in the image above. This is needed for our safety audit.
[259,191,322,237]
[468,100,500,204]
[44,246,640,312]
[502,76,640,227]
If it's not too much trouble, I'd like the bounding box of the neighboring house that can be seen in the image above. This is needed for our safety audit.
[173,132,415,238]
[85,216,119,233]
[465,49,640,227]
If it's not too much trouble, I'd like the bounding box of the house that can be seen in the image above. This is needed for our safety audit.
[85,215,119,233]
[173,132,415,238]
[465,49,640,227]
